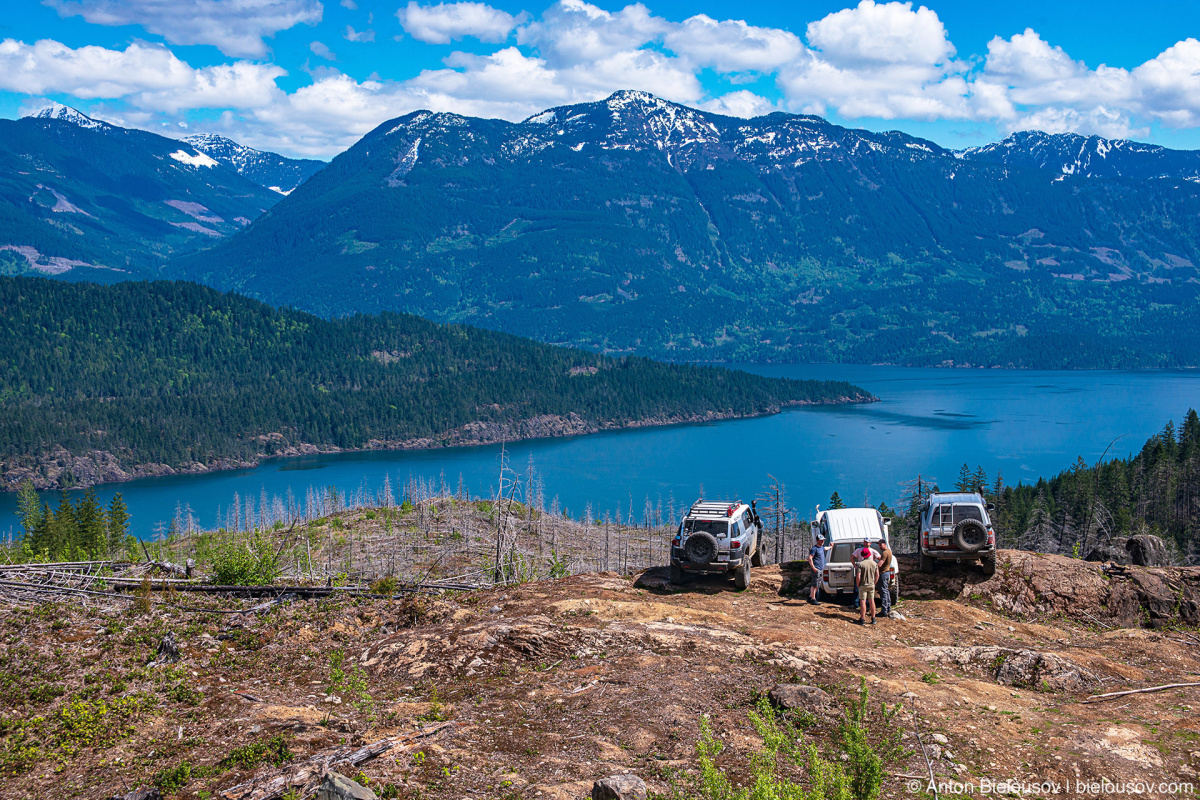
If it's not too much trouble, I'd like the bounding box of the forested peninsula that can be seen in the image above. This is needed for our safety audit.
[0,277,872,491]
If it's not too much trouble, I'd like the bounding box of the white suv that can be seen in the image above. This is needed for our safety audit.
[670,500,762,590]
[810,507,899,601]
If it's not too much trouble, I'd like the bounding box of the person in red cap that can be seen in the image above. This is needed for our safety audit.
[855,546,879,625]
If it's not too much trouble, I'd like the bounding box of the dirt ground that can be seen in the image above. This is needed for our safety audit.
[4,552,1200,800]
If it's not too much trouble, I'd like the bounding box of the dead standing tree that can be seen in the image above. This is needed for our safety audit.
[491,444,523,584]
[759,475,790,565]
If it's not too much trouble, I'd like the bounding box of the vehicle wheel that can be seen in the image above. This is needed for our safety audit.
[683,532,719,564]
[890,574,899,602]
[670,563,685,585]
[734,561,750,591]
[750,548,764,568]
[981,551,997,576]
[919,550,935,573]
[952,519,988,553]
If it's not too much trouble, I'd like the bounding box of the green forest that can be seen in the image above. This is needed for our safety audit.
[8,482,133,561]
[0,276,869,487]
[887,409,1200,563]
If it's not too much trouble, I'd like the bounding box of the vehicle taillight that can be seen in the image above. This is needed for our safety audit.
[822,569,829,579]
[731,540,740,549]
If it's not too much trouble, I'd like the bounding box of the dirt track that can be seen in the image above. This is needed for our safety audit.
[4,551,1200,799]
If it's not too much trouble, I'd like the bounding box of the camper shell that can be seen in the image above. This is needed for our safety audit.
[810,507,899,600]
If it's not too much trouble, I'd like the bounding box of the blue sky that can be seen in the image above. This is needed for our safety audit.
[3,0,1200,158]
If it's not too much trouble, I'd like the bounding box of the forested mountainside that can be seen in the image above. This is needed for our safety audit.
[0,106,302,278]
[889,410,1200,564]
[0,277,870,491]
[173,90,1200,368]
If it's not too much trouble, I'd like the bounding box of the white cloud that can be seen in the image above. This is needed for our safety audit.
[344,25,375,42]
[1132,39,1200,127]
[780,1,970,121]
[398,1,521,45]
[664,15,802,73]
[340,0,356,7]
[310,40,337,59]
[806,0,953,67]
[518,1,666,66]
[0,39,284,110]
[700,90,778,118]
[47,0,323,59]
[1009,106,1146,141]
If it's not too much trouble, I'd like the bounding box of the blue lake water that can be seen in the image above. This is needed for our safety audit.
[2,365,1198,540]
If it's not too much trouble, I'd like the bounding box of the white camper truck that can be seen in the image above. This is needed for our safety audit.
[810,507,899,601]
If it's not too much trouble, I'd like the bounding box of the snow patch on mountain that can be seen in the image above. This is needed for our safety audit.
[386,138,422,186]
[170,150,219,168]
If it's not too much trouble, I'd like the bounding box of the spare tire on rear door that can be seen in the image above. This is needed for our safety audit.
[684,532,719,564]
[952,519,988,553]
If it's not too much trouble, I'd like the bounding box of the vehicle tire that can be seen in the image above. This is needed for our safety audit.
[890,574,899,602]
[981,551,997,576]
[919,550,935,573]
[750,547,764,568]
[734,561,750,591]
[683,532,719,564]
[670,563,685,585]
[952,519,988,553]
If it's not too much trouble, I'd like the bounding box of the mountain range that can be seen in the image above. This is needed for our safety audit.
[0,104,317,279]
[6,94,1200,367]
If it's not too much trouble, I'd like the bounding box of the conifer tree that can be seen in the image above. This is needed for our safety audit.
[107,494,130,554]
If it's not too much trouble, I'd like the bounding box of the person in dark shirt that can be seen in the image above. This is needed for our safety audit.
[807,531,826,605]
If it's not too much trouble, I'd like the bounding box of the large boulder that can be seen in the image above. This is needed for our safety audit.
[1084,544,1129,564]
[767,683,838,722]
[592,774,648,800]
[317,772,378,800]
[1126,535,1170,567]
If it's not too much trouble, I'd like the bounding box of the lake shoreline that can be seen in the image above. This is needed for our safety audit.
[0,394,875,493]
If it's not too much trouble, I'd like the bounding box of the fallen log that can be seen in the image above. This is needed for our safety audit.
[219,722,454,800]
[1082,682,1200,704]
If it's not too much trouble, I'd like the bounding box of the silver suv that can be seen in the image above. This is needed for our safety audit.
[918,491,997,575]
[670,500,762,590]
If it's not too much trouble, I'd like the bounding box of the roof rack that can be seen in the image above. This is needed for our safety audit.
[686,500,744,519]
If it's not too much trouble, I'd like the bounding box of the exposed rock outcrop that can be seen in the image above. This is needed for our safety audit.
[898,551,1200,629]
[915,645,1098,691]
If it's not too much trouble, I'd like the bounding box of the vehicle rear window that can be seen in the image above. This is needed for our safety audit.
[829,542,859,563]
[953,506,983,524]
[684,520,729,536]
